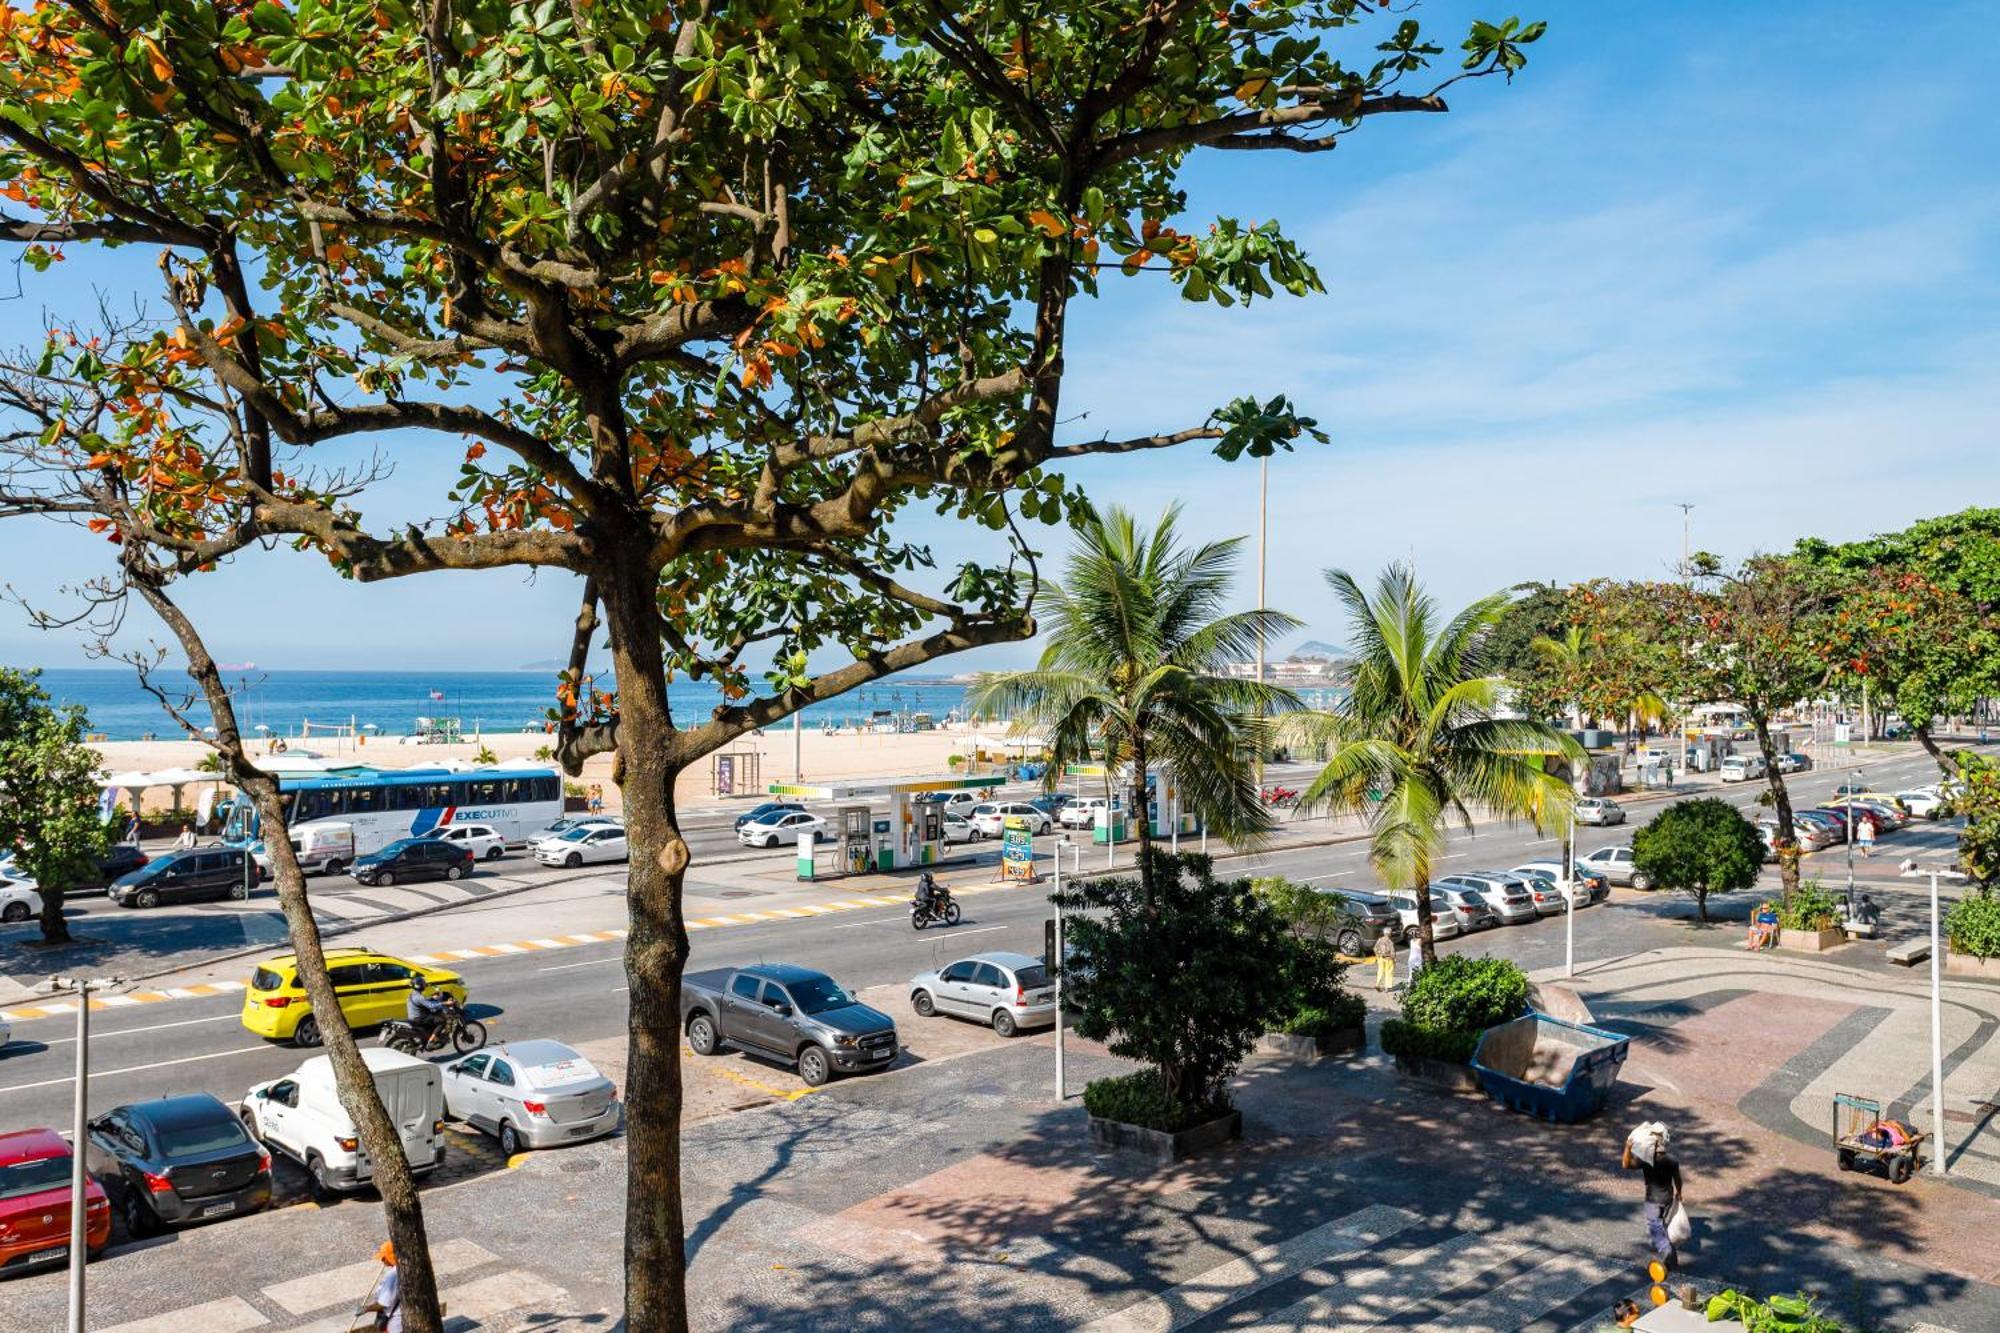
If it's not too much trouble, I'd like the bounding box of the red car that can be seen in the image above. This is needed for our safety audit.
[0,1127,111,1272]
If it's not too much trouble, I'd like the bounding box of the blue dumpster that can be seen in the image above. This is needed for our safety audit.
[1470,1011,1629,1123]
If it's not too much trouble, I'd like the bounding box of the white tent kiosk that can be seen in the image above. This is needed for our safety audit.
[1060,762,1199,843]
[765,773,1004,876]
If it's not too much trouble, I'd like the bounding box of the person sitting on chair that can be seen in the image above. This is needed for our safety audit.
[1747,903,1780,951]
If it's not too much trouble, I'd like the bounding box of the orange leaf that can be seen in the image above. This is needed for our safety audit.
[1028,209,1065,238]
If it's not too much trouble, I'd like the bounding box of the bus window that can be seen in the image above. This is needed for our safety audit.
[387,784,424,811]
[346,786,382,815]
[500,779,524,803]
[469,780,501,804]
[445,781,471,807]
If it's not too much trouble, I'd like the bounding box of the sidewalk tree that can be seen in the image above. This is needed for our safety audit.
[1630,796,1762,924]
[0,667,109,944]
[1287,565,1582,964]
[1063,852,1290,1124]
[1952,753,2000,886]
[1603,557,1835,903]
[1797,509,2000,774]
[0,3,1543,1326]
[969,505,1300,896]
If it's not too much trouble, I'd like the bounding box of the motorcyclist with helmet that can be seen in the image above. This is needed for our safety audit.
[406,976,448,1050]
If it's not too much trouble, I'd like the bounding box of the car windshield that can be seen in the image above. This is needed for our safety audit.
[152,1115,250,1157]
[785,975,855,1015]
[0,1154,71,1199]
[560,827,595,841]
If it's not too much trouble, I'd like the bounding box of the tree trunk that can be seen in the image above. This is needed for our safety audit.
[1413,874,1437,967]
[1750,713,1800,903]
[135,580,445,1332]
[1131,728,1154,899]
[600,567,693,1333]
[1695,885,1709,924]
[36,882,70,944]
[1915,722,1954,776]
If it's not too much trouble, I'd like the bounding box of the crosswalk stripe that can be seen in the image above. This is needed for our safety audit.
[96,1295,267,1333]
[1425,1250,1617,1332]
[262,1237,498,1314]
[1234,1231,1529,1332]
[281,1268,571,1333]
[528,938,568,948]
[1082,1204,1420,1332]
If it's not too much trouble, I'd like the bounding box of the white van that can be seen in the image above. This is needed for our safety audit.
[241,1048,445,1194]
[254,822,356,878]
[1718,754,1766,783]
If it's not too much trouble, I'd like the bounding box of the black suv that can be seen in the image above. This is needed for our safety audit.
[1312,887,1403,955]
[351,837,474,886]
[84,1094,271,1237]
[108,847,254,909]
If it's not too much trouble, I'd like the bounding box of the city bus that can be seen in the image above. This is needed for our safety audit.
[222,766,564,865]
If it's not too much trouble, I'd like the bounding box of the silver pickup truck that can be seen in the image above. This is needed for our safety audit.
[680,963,899,1087]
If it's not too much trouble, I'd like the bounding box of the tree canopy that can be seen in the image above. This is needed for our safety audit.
[1630,796,1762,924]
[0,666,110,943]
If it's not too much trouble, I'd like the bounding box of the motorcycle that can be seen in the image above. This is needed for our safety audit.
[1261,785,1300,809]
[910,888,962,930]
[381,997,487,1055]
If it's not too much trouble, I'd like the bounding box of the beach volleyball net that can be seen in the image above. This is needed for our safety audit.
[299,718,360,749]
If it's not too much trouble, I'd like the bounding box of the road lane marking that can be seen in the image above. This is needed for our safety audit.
[539,957,623,972]
[97,1296,268,1333]
[0,1044,273,1094]
[35,1013,242,1046]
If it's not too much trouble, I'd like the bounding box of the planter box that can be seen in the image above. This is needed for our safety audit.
[1778,926,1845,952]
[1088,1109,1241,1163]
[1260,1026,1365,1061]
[1391,1053,1482,1092]
[1945,952,2000,980]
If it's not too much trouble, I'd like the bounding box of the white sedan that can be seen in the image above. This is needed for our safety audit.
[969,802,1052,837]
[941,813,976,845]
[426,823,508,861]
[534,824,630,868]
[1,875,42,925]
[1896,790,1946,819]
[736,810,832,849]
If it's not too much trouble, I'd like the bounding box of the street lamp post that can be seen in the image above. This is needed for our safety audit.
[1929,872,1947,1177]
[49,973,123,1333]
[1564,810,1577,979]
[1844,767,1859,914]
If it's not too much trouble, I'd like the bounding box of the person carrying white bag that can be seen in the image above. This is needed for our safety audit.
[1622,1121,1687,1270]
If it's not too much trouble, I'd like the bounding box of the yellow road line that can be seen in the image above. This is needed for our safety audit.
[685,1047,816,1102]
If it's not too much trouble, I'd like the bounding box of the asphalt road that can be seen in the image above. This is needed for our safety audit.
[0,745,1965,1136]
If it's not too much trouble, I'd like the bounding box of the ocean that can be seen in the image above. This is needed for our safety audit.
[25,668,981,742]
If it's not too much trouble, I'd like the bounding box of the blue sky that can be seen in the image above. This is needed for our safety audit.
[3,0,1995,675]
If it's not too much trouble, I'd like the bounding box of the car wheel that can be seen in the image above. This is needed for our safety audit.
[381,871,399,887]
[1,902,28,923]
[307,1153,334,1199]
[122,1189,155,1240]
[991,1009,1017,1038]
[485,846,504,860]
[1632,871,1654,891]
[293,1015,322,1048]
[445,863,465,881]
[135,888,160,909]
[565,852,582,869]
[325,859,345,877]
[1336,928,1364,957]
[687,1014,719,1056]
[499,1122,524,1157]
[239,1108,261,1139]
[797,1045,831,1087]
[763,834,779,849]
[231,878,250,900]
[912,989,937,1018]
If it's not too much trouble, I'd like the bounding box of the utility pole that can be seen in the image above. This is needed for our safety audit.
[1254,455,1268,791]
[1564,810,1576,979]
[50,974,124,1333]
[1677,502,1694,573]
[1930,872,1946,1176]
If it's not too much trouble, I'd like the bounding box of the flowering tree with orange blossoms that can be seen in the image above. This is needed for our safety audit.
[0,3,1544,1327]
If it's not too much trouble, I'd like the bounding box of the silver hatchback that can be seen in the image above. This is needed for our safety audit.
[909,950,1056,1037]
[442,1039,620,1156]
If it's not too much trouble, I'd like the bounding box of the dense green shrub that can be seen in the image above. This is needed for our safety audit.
[1946,888,2000,959]
[1379,1019,1481,1064]
[1278,992,1367,1038]
[1399,955,1529,1034]
[1778,880,1842,932]
[1632,796,1764,922]
[1082,1069,1228,1133]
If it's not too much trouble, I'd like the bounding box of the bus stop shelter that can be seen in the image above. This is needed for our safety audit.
[766,773,1004,876]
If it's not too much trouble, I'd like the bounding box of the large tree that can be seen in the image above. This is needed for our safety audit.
[1288,564,1580,963]
[0,666,109,944]
[0,4,1542,1327]
[968,504,1299,892]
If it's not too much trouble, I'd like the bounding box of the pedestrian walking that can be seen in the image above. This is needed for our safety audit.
[588,783,604,816]
[358,1240,402,1332]
[1857,817,1876,858]
[1373,929,1397,992]
[1623,1121,1684,1269]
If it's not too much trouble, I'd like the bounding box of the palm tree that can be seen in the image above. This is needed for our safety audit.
[969,504,1301,895]
[1289,564,1584,963]
[1529,624,1593,727]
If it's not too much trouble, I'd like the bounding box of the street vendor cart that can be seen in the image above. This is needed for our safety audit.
[1833,1092,1927,1184]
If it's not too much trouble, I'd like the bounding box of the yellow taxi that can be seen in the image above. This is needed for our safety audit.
[240,947,467,1047]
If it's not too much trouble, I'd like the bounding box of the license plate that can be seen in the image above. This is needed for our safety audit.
[1030,992,1053,1004]
[866,1048,894,1061]
[201,1202,236,1218]
[568,1125,594,1137]
[28,1246,68,1264]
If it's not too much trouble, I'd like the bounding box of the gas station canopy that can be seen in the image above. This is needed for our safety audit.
[765,773,1004,801]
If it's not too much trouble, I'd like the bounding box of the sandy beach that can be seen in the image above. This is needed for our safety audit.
[90,722,1036,816]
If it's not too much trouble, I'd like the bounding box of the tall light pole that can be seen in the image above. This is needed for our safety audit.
[49,973,123,1333]
[1052,836,1081,1101]
[1677,503,1694,573]
[1254,455,1268,791]
[1929,871,1946,1176]
[1564,809,1577,979]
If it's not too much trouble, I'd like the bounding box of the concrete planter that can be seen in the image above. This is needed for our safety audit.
[1088,1109,1242,1163]
[1945,952,2000,981]
[1778,926,1845,952]
[1391,1053,1482,1092]
[1259,1025,1365,1061]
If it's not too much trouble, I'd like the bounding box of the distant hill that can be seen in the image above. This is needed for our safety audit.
[1288,639,1344,661]
[516,660,566,671]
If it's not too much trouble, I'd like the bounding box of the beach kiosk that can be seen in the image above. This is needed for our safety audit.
[1060,763,1199,843]
[765,773,1004,876]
